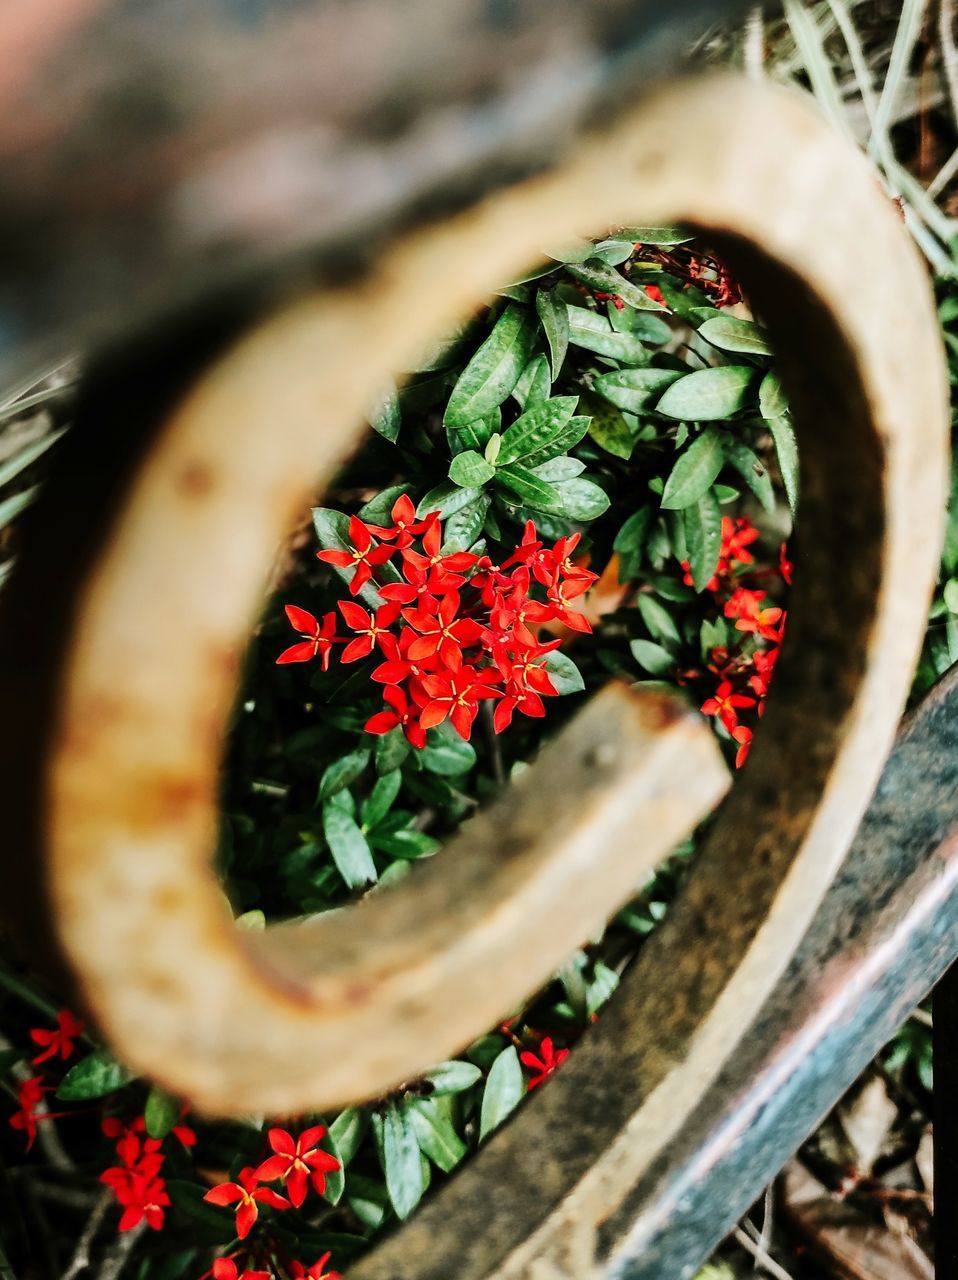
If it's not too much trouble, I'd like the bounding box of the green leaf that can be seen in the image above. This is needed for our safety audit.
[330,1107,369,1167]
[661,430,724,509]
[416,483,486,521]
[758,369,788,418]
[591,237,635,265]
[319,1120,354,1206]
[449,450,496,488]
[423,1060,483,1095]
[593,368,682,414]
[58,1051,135,1100]
[497,396,578,466]
[446,408,500,456]
[381,1102,424,1220]
[369,384,401,441]
[347,1172,390,1231]
[479,1045,524,1141]
[531,456,585,482]
[583,393,633,460]
[408,1098,467,1172]
[323,805,377,888]
[609,305,671,345]
[698,315,773,357]
[566,307,650,363]
[359,485,411,527]
[614,508,653,580]
[768,415,799,513]
[495,464,561,512]
[565,260,663,310]
[551,478,610,521]
[536,291,570,378]
[630,638,675,676]
[319,749,370,801]
[683,489,723,592]
[621,224,693,245]
[444,305,537,427]
[512,355,552,411]
[521,415,591,468]
[540,649,585,695]
[370,829,441,860]
[724,441,775,513]
[656,366,757,420]
[759,370,788,418]
[637,594,681,648]
[442,492,491,553]
[587,960,619,1015]
[144,1086,181,1140]
[421,730,476,776]
[361,769,402,830]
[375,726,410,774]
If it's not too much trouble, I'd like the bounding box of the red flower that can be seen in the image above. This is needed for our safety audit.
[402,592,484,668]
[255,1126,341,1209]
[644,284,665,306]
[29,1008,85,1065]
[9,1076,47,1150]
[338,600,401,663]
[779,542,793,585]
[748,646,780,698]
[492,645,560,732]
[368,495,437,548]
[364,684,427,750]
[700,681,756,734]
[316,515,394,595]
[544,576,593,633]
[212,1259,272,1280]
[722,517,760,567]
[520,1037,569,1090]
[204,1167,290,1239]
[108,1167,170,1232]
[419,666,501,739]
[401,521,477,591]
[291,1253,341,1280]
[276,607,340,669]
[732,725,753,769]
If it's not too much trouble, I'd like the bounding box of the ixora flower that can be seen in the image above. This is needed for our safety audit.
[700,680,756,734]
[291,1253,341,1280]
[103,1166,171,1232]
[9,1076,47,1149]
[364,684,427,749]
[212,1259,272,1280]
[316,514,395,595]
[204,1167,291,1239]
[255,1126,341,1209]
[29,1007,84,1064]
[276,607,340,669]
[520,1037,569,1090]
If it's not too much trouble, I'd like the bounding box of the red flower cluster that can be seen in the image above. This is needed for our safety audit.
[278,499,596,744]
[8,1007,84,1150]
[204,1126,340,1239]
[634,243,742,309]
[101,1116,171,1232]
[683,517,789,769]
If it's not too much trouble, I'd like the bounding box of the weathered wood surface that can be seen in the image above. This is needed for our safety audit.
[0,0,750,393]
[2,73,942,1127]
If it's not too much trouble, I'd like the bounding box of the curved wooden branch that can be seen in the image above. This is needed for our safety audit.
[31,75,946,1128]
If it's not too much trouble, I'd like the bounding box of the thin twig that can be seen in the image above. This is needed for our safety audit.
[62,1190,112,1280]
[733,1225,795,1280]
[96,1222,145,1280]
